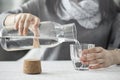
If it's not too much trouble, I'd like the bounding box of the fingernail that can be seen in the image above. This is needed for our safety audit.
[83,54,87,57]
[23,31,26,35]
[80,57,85,60]
[23,33,27,36]
[89,66,94,69]
[84,62,89,65]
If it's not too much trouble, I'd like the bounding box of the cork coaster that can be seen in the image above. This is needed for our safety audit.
[23,59,42,74]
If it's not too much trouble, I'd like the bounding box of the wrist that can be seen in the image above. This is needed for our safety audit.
[110,49,120,65]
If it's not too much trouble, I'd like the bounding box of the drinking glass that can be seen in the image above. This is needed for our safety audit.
[70,43,95,70]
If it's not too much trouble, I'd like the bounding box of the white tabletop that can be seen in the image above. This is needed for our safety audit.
[0,61,120,80]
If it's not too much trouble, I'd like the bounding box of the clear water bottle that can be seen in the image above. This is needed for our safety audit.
[0,21,77,51]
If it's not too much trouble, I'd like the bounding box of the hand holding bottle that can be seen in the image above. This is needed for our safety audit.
[4,13,40,48]
[4,13,40,36]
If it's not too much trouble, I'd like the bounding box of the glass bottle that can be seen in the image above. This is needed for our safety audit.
[0,21,77,51]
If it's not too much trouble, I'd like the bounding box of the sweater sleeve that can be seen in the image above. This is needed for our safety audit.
[109,14,120,49]
[0,0,41,29]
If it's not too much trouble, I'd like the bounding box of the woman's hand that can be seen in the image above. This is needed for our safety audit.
[14,13,40,36]
[15,13,40,48]
[5,13,40,36]
[80,47,115,69]
[4,13,40,48]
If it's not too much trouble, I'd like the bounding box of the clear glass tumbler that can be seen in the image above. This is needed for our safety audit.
[70,43,95,70]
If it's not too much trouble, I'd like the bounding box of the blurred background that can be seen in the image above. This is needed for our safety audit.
[0,0,29,13]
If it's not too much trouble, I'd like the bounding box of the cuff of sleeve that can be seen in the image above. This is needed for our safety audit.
[113,49,120,65]
[0,13,11,29]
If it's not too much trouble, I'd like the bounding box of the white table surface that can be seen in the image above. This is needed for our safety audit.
[0,61,120,80]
